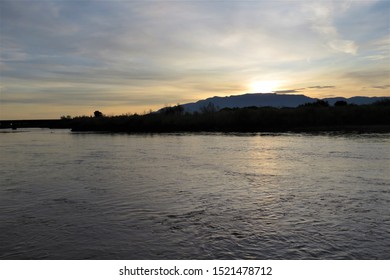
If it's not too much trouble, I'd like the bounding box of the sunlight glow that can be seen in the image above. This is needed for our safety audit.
[250,80,280,93]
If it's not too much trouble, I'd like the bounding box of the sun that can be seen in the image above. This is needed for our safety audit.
[250,80,280,93]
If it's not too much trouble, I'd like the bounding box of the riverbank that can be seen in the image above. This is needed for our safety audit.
[0,119,72,130]
[70,103,390,133]
[2,101,389,133]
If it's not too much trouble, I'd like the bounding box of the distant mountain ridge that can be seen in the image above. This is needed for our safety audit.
[177,93,388,112]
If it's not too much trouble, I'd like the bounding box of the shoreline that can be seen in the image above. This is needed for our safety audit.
[2,103,390,134]
[70,125,390,134]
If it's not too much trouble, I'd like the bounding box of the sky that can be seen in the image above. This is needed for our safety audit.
[0,0,389,119]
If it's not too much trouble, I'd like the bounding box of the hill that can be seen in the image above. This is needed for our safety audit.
[175,93,388,112]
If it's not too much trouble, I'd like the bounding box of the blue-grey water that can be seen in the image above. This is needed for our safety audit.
[0,129,389,259]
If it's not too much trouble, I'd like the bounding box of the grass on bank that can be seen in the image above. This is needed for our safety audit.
[68,99,390,133]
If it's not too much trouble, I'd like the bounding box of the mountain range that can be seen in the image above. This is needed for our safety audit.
[177,93,389,112]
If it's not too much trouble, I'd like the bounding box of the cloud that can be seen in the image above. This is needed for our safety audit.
[345,69,390,85]
[0,0,388,118]
[274,86,336,94]
[308,86,335,89]
[304,1,358,54]
[371,85,390,89]
[272,90,301,94]
[362,35,390,61]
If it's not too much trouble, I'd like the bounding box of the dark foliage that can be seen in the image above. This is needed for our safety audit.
[300,99,330,107]
[373,99,390,106]
[334,100,348,107]
[69,101,390,133]
[94,110,103,118]
[200,102,219,114]
[160,104,184,115]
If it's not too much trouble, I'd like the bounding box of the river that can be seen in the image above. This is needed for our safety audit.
[0,129,389,259]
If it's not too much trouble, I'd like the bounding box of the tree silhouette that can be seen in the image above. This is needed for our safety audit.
[160,104,184,115]
[94,110,103,117]
[335,100,348,107]
[200,102,218,114]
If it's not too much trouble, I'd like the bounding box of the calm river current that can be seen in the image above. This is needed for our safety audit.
[0,129,389,259]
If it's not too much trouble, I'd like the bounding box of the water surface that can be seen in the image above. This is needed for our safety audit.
[0,129,389,259]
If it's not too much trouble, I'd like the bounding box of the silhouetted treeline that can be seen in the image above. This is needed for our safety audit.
[69,100,390,133]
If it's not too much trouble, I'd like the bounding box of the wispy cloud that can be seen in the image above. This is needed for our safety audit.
[372,85,390,89]
[308,86,336,89]
[304,0,359,54]
[273,90,302,94]
[0,0,388,118]
[345,69,390,85]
